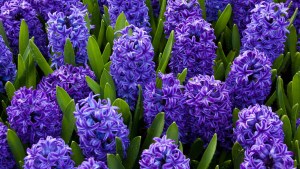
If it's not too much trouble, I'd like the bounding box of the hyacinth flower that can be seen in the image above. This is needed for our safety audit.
[77,157,108,169]
[0,122,16,169]
[170,17,217,79]
[0,0,47,55]
[74,93,130,161]
[143,73,188,142]
[110,25,155,110]
[0,35,16,93]
[6,87,62,145]
[151,0,160,17]
[286,0,300,49]
[139,136,190,169]
[47,5,89,67]
[241,138,294,169]
[231,0,273,33]
[225,49,272,109]
[184,75,233,147]
[242,1,289,62]
[107,0,150,31]
[24,136,75,169]
[205,0,230,22]
[38,64,95,102]
[234,104,284,149]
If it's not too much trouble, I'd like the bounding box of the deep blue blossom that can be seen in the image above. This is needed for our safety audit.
[242,1,289,62]
[164,0,202,37]
[151,0,160,17]
[0,35,16,93]
[6,87,62,145]
[232,0,273,32]
[110,25,155,110]
[235,104,284,149]
[143,73,188,142]
[285,0,300,50]
[98,0,108,13]
[205,0,230,22]
[225,49,272,109]
[47,5,89,67]
[38,64,95,102]
[184,75,233,147]
[77,157,108,169]
[0,0,7,6]
[0,122,16,169]
[24,136,75,169]
[241,138,294,169]
[107,0,150,31]
[297,118,300,128]
[74,93,130,161]
[170,17,216,79]
[139,136,190,169]
[0,0,47,55]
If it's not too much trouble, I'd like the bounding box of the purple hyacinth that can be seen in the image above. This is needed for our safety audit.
[151,0,160,17]
[74,93,130,161]
[232,0,273,32]
[47,5,89,67]
[286,0,300,50]
[24,136,75,169]
[98,0,108,13]
[38,64,95,102]
[77,157,108,169]
[241,138,294,169]
[107,0,150,31]
[242,1,289,62]
[0,0,8,6]
[164,0,202,37]
[205,0,230,22]
[144,73,188,142]
[0,122,16,169]
[110,25,155,110]
[184,75,233,147]
[170,17,216,79]
[0,35,16,93]
[6,87,62,145]
[139,136,190,169]
[297,118,300,128]
[0,0,47,55]
[234,104,284,149]
[225,49,272,109]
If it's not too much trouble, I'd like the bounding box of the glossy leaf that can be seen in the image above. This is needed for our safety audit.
[63,39,75,66]
[232,24,240,56]
[56,86,72,112]
[124,136,141,169]
[61,100,76,144]
[5,81,15,101]
[102,43,111,64]
[104,82,116,102]
[166,122,179,144]
[232,142,244,169]
[189,138,204,160]
[131,85,143,138]
[106,26,114,46]
[107,154,125,169]
[86,76,101,94]
[177,68,187,84]
[19,20,29,57]
[0,21,9,47]
[97,20,106,47]
[197,134,217,169]
[7,129,26,169]
[153,19,164,54]
[282,115,292,148]
[115,13,127,33]
[157,31,174,73]
[100,69,116,97]
[87,36,104,80]
[116,137,124,159]
[113,99,132,132]
[214,4,232,38]
[71,141,84,166]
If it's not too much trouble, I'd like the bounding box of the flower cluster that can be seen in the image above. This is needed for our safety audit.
[0,122,16,169]
[184,75,233,147]
[74,93,130,161]
[231,0,273,32]
[6,87,62,145]
[110,25,155,110]
[47,5,89,67]
[225,49,272,109]
[151,0,160,17]
[285,0,300,50]
[143,73,187,141]
[38,64,95,102]
[205,0,230,22]
[164,0,202,37]
[139,136,190,169]
[77,157,108,169]
[24,136,75,169]
[107,0,150,31]
[170,17,216,79]
[0,0,47,55]
[242,1,289,62]
[0,35,16,93]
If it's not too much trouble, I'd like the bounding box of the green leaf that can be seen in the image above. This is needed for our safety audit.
[288,25,297,60]
[266,91,276,106]
[166,122,179,144]
[56,86,72,112]
[232,142,244,169]
[61,100,76,144]
[114,13,127,33]
[198,0,206,20]
[116,137,124,159]
[0,21,9,47]
[102,43,111,64]
[289,9,298,29]
[273,54,284,70]
[142,112,165,149]
[277,76,287,115]
[177,68,188,84]
[282,115,292,148]
[29,39,53,75]
[145,0,157,36]
[197,134,217,169]
[98,20,106,47]
[107,154,125,169]
[232,108,240,127]
[217,42,228,67]
[293,72,300,106]
[189,138,204,160]
[153,19,164,55]
[232,24,240,56]
[104,82,116,102]
[113,99,132,132]
[214,4,232,38]
[131,85,143,138]
[86,76,101,94]
[25,55,37,88]
[124,136,141,169]
[294,126,300,142]
[71,141,84,166]
[291,104,299,135]
[64,39,76,66]
[214,62,225,80]
[14,55,26,88]
[106,26,114,46]
[103,6,111,25]
[5,81,15,101]
[104,61,111,71]
[87,36,104,80]
[158,0,167,22]
[157,31,174,73]
[7,129,26,169]
[90,1,101,37]
[100,69,116,97]
[19,20,29,56]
